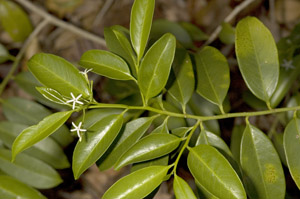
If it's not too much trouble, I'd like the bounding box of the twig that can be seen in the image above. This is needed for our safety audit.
[203,0,257,46]
[0,19,49,96]
[92,0,115,28]
[14,0,106,46]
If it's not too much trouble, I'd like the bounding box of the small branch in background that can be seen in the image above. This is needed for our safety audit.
[92,0,115,28]
[203,0,257,46]
[0,19,49,96]
[14,0,106,46]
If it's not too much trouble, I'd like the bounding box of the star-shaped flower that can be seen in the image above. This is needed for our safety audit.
[71,122,86,142]
[66,92,84,110]
[282,59,295,71]
[79,68,92,76]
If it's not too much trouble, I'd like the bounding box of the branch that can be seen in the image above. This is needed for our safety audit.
[14,0,106,46]
[0,19,49,96]
[203,0,257,46]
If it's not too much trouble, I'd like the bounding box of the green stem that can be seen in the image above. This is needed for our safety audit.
[0,18,49,96]
[172,121,200,173]
[89,102,300,122]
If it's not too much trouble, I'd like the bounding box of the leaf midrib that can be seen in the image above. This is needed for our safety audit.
[80,60,131,77]
[145,40,170,99]
[199,55,221,105]
[190,149,237,199]
[245,20,268,101]
[246,126,269,199]
[30,59,86,96]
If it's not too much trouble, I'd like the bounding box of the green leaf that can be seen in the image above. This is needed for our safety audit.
[196,130,234,161]
[0,121,70,169]
[115,133,181,169]
[173,175,197,199]
[72,114,123,179]
[138,33,176,102]
[79,50,134,80]
[104,26,137,77]
[1,97,73,147]
[188,145,246,199]
[14,71,68,110]
[0,175,46,199]
[179,22,208,41]
[219,22,235,44]
[2,97,51,125]
[102,165,170,199]
[273,133,287,167]
[130,0,155,61]
[98,116,155,171]
[235,16,279,104]
[230,124,245,163]
[36,87,67,105]
[0,43,11,63]
[131,155,169,173]
[195,46,230,112]
[28,53,90,98]
[151,19,193,48]
[12,111,73,161]
[168,48,194,112]
[283,118,300,189]
[0,148,62,189]
[240,124,285,199]
[196,129,241,177]
[0,0,32,42]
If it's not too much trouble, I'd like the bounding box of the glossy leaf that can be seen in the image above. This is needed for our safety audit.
[188,145,246,199]
[103,165,169,199]
[99,116,155,171]
[79,50,134,80]
[130,0,155,61]
[151,19,193,48]
[28,53,90,98]
[230,125,245,162]
[168,48,194,112]
[173,175,197,199]
[0,0,32,42]
[2,97,73,147]
[73,114,123,179]
[0,148,62,189]
[0,121,70,169]
[195,46,230,111]
[138,33,176,102]
[196,129,241,177]
[284,118,300,189]
[115,133,181,169]
[0,175,46,199]
[240,124,285,199]
[195,179,219,199]
[219,22,235,44]
[14,71,68,110]
[12,111,73,161]
[36,87,66,105]
[179,22,208,41]
[235,17,279,103]
[196,130,233,160]
[104,26,137,77]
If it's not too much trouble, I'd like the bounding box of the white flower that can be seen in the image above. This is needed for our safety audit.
[282,59,295,71]
[71,122,86,142]
[66,92,84,110]
[79,68,92,76]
